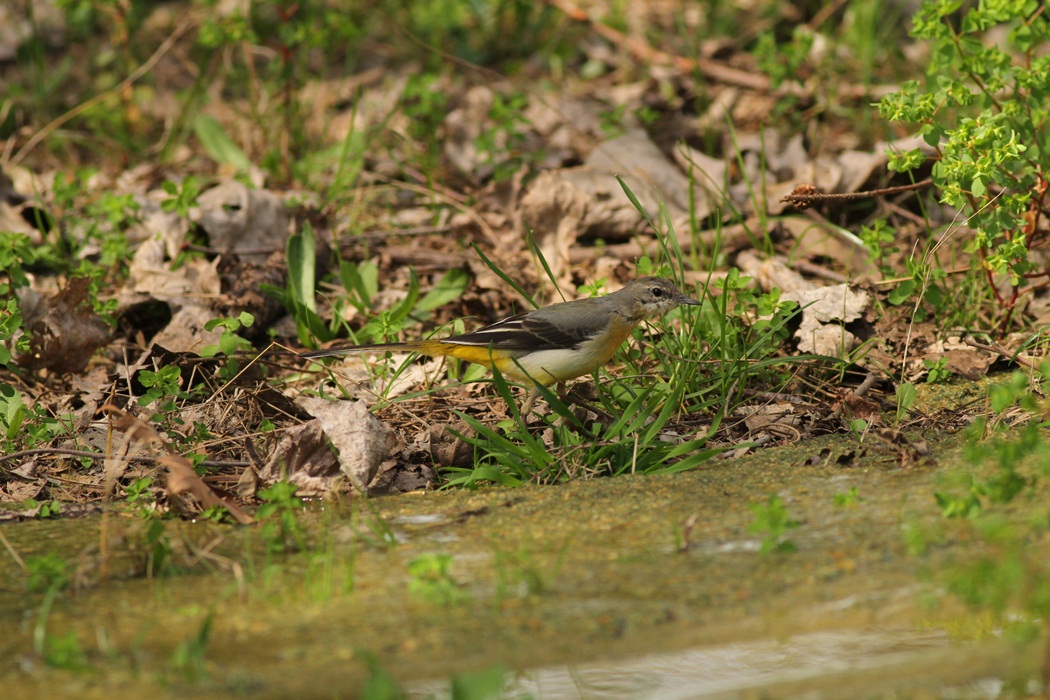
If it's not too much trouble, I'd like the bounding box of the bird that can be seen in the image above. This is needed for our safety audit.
[300,276,701,413]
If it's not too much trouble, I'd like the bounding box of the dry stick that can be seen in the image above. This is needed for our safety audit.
[7,15,194,168]
[963,337,1039,370]
[0,447,250,472]
[781,180,934,209]
[542,0,771,91]
[568,221,755,264]
[364,175,500,246]
[0,529,27,573]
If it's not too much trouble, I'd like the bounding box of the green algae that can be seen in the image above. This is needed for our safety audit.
[0,430,1043,698]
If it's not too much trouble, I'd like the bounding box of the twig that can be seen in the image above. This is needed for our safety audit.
[543,0,771,91]
[0,529,27,573]
[568,221,754,264]
[782,180,933,210]
[963,337,1039,369]
[0,447,250,471]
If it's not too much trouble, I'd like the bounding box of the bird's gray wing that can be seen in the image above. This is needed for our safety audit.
[443,301,605,351]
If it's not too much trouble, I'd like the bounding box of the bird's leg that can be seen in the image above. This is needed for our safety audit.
[519,381,562,417]
[564,385,614,422]
[520,386,541,416]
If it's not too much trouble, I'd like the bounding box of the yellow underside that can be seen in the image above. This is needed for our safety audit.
[407,340,532,380]
[406,320,636,386]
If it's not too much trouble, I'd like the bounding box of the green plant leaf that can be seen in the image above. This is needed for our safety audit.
[286,222,333,345]
[416,268,469,312]
[193,115,252,172]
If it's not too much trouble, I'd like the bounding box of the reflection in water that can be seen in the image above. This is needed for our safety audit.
[409,626,984,699]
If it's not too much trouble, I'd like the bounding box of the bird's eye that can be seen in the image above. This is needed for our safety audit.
[651,287,664,297]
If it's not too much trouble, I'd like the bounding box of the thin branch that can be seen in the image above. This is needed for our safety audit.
[781,180,933,209]
[543,0,771,91]
[0,447,250,472]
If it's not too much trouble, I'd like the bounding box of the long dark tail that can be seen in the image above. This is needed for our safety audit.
[298,342,413,360]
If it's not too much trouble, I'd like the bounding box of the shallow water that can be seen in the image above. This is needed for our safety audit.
[0,431,1043,698]
[410,626,1027,699]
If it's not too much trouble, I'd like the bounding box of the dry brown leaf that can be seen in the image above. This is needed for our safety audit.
[519,170,588,285]
[443,85,498,178]
[834,390,883,423]
[125,238,222,303]
[100,405,252,523]
[257,419,343,496]
[429,422,474,469]
[0,199,39,240]
[158,454,253,524]
[738,252,869,359]
[295,397,396,495]
[195,180,291,263]
[587,128,692,209]
[1,477,43,504]
[787,285,870,358]
[585,127,706,228]
[100,404,169,448]
[740,403,804,432]
[236,464,260,501]
[738,251,809,294]
[17,277,111,373]
[926,336,995,380]
[149,305,225,354]
[673,143,728,207]
[778,217,878,281]
[118,232,225,351]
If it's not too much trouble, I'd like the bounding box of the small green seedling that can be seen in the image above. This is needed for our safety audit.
[748,494,800,554]
[407,553,467,605]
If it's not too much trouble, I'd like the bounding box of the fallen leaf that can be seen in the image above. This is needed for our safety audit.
[257,419,343,496]
[100,405,252,523]
[17,277,111,373]
[295,397,395,495]
[158,454,253,524]
[195,180,291,263]
[1,477,42,504]
[100,404,169,449]
[519,170,589,285]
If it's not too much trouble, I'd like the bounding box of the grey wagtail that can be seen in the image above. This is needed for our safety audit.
[300,276,701,413]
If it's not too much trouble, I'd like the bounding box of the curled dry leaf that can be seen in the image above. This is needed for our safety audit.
[158,454,253,524]
[124,238,222,303]
[429,422,474,469]
[787,284,870,359]
[518,170,588,285]
[2,480,43,504]
[99,404,169,448]
[118,229,224,352]
[586,128,694,211]
[257,419,343,496]
[195,180,291,263]
[149,305,226,354]
[295,397,396,495]
[0,186,40,240]
[738,251,870,359]
[99,405,253,524]
[443,85,497,179]
[17,276,110,373]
